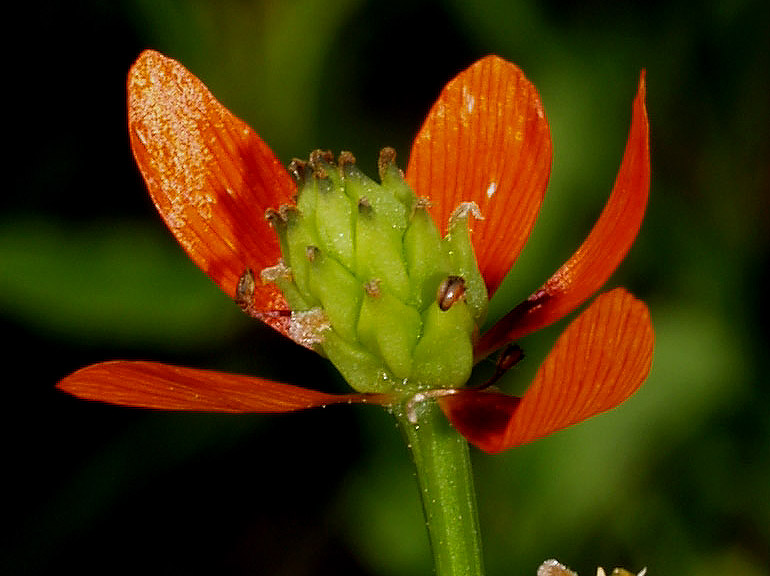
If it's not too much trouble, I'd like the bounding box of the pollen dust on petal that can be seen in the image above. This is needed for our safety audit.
[462,85,476,114]
[289,308,331,347]
[130,55,218,250]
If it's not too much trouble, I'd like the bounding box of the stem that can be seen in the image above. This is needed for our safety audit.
[396,399,485,576]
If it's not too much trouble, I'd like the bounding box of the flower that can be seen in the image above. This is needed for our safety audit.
[58,50,653,454]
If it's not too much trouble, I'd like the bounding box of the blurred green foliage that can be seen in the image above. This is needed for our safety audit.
[3,0,769,575]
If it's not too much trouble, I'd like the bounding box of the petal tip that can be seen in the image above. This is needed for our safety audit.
[635,70,649,120]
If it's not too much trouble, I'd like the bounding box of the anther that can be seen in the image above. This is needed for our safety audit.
[305,245,320,262]
[279,205,299,226]
[364,278,381,297]
[498,343,524,372]
[358,196,372,216]
[475,344,524,390]
[309,149,334,176]
[338,150,356,167]
[235,268,256,312]
[265,207,285,229]
[288,158,309,183]
[437,275,466,311]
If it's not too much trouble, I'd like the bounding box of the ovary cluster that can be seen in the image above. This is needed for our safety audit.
[261,149,488,394]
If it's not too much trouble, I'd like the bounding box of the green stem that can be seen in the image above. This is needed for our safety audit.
[396,398,485,576]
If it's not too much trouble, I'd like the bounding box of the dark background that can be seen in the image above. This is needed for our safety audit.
[4,0,769,574]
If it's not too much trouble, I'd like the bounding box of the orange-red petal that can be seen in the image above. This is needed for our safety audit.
[405,55,552,295]
[57,361,385,412]
[476,72,650,358]
[441,288,653,453]
[128,50,296,337]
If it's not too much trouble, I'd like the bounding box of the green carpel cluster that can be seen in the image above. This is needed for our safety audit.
[262,149,488,394]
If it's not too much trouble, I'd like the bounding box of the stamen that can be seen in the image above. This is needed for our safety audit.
[288,158,309,183]
[357,196,372,215]
[265,207,287,230]
[279,205,298,224]
[475,344,524,390]
[309,149,334,176]
[305,245,320,262]
[364,278,381,297]
[235,268,256,312]
[338,150,356,168]
[437,275,466,311]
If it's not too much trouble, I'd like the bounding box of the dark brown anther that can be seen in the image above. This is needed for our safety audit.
[378,146,398,180]
[266,205,297,231]
[364,279,381,298]
[265,207,284,229]
[305,245,320,262]
[309,149,334,177]
[277,205,299,227]
[235,268,256,312]
[474,344,524,390]
[437,275,466,311]
[497,344,524,372]
[288,158,309,183]
[338,150,356,167]
[279,205,297,218]
[309,149,334,163]
[357,196,372,216]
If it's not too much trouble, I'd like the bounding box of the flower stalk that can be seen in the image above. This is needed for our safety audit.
[397,399,485,576]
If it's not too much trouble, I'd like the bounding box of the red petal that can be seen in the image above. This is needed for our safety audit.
[405,56,552,295]
[128,50,296,337]
[57,361,385,412]
[476,72,650,358]
[442,288,653,453]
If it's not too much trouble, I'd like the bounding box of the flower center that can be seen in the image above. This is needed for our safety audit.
[262,149,488,394]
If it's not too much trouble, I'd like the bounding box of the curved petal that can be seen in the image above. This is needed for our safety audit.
[57,361,386,413]
[406,55,552,295]
[128,50,296,337]
[476,72,649,358]
[441,288,654,453]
